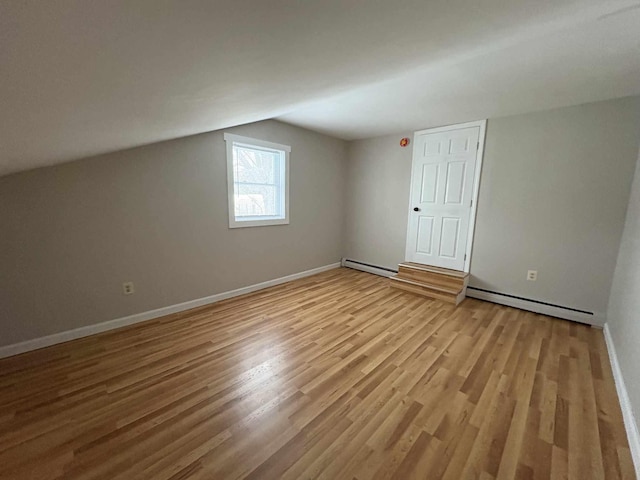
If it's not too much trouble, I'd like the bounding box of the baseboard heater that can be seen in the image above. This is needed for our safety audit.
[466,286,600,327]
[341,258,397,277]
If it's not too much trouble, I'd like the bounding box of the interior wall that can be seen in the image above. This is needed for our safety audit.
[607,144,640,444]
[343,96,640,318]
[344,134,413,269]
[471,97,640,318]
[0,120,347,347]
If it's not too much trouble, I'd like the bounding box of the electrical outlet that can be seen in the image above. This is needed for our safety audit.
[122,282,135,295]
[527,270,537,281]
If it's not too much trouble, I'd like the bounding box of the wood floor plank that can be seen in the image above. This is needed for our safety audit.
[0,267,633,479]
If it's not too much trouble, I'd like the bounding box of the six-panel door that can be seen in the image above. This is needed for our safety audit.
[405,126,480,271]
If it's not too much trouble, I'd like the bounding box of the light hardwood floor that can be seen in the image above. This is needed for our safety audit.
[0,268,634,479]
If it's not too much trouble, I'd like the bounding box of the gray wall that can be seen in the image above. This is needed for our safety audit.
[344,97,640,318]
[472,97,640,317]
[344,135,413,269]
[0,120,347,346]
[607,145,640,438]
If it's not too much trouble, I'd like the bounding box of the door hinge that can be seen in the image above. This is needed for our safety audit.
[477,141,480,150]
[464,254,467,261]
[470,199,473,208]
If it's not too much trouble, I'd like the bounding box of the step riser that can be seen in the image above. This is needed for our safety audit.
[389,278,459,304]
[397,267,465,290]
[400,262,467,278]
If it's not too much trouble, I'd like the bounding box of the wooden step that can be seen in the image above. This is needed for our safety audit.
[399,262,467,278]
[397,263,469,291]
[389,276,466,305]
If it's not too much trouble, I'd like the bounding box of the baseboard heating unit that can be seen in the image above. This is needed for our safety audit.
[466,286,601,327]
[341,258,397,278]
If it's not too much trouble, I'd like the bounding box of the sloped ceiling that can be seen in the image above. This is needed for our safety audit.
[1,0,639,176]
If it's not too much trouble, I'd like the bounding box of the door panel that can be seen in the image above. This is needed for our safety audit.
[406,126,480,270]
[420,164,439,203]
[416,216,435,254]
[448,136,470,154]
[444,162,466,205]
[439,217,460,258]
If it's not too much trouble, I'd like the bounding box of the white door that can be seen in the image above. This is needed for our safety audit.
[405,124,482,271]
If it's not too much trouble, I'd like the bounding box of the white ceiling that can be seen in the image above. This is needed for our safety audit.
[1,1,639,176]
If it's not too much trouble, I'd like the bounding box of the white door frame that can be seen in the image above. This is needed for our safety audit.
[405,119,487,273]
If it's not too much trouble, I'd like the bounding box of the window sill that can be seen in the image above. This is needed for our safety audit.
[229,218,290,228]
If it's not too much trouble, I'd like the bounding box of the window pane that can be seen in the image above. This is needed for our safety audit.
[233,145,280,185]
[234,183,280,218]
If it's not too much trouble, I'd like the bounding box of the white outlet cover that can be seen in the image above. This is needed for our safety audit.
[527,270,537,281]
[123,282,135,295]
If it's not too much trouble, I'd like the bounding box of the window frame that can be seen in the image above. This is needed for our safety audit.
[224,133,291,228]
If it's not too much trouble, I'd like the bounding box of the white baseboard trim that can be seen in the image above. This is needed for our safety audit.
[603,323,640,477]
[0,262,342,360]
[466,288,603,327]
[341,258,397,278]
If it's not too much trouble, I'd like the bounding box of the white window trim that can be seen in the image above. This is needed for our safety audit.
[224,133,291,228]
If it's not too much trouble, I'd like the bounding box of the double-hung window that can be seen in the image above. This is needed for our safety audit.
[224,133,290,228]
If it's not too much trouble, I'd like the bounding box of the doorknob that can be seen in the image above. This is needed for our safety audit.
[413,207,420,212]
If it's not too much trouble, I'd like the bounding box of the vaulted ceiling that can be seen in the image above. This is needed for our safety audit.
[1,0,639,176]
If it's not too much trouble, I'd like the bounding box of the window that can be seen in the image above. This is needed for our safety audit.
[224,133,290,228]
